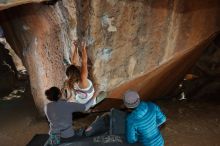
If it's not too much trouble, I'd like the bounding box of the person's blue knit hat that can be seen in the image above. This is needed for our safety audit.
[123,90,140,108]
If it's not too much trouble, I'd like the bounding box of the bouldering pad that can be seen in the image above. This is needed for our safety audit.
[27,134,141,146]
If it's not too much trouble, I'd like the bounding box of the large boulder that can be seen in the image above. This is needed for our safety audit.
[0,0,220,113]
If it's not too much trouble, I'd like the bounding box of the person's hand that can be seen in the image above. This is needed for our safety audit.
[73,40,78,48]
[81,41,86,50]
[81,41,87,63]
[72,40,81,66]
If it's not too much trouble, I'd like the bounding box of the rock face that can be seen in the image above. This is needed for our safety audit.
[0,0,220,113]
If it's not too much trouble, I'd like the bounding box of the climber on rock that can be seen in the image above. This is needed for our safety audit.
[62,40,97,106]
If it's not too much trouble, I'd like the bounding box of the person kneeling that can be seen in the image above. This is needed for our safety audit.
[124,90,166,146]
[44,86,95,146]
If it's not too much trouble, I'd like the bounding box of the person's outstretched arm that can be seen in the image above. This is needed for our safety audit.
[71,41,80,66]
[79,41,89,89]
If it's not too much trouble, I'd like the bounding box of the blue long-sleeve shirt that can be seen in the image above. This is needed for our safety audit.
[126,101,166,146]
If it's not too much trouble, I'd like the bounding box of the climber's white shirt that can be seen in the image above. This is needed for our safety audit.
[66,79,95,104]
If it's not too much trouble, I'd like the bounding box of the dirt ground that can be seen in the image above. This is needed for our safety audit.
[0,84,220,146]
